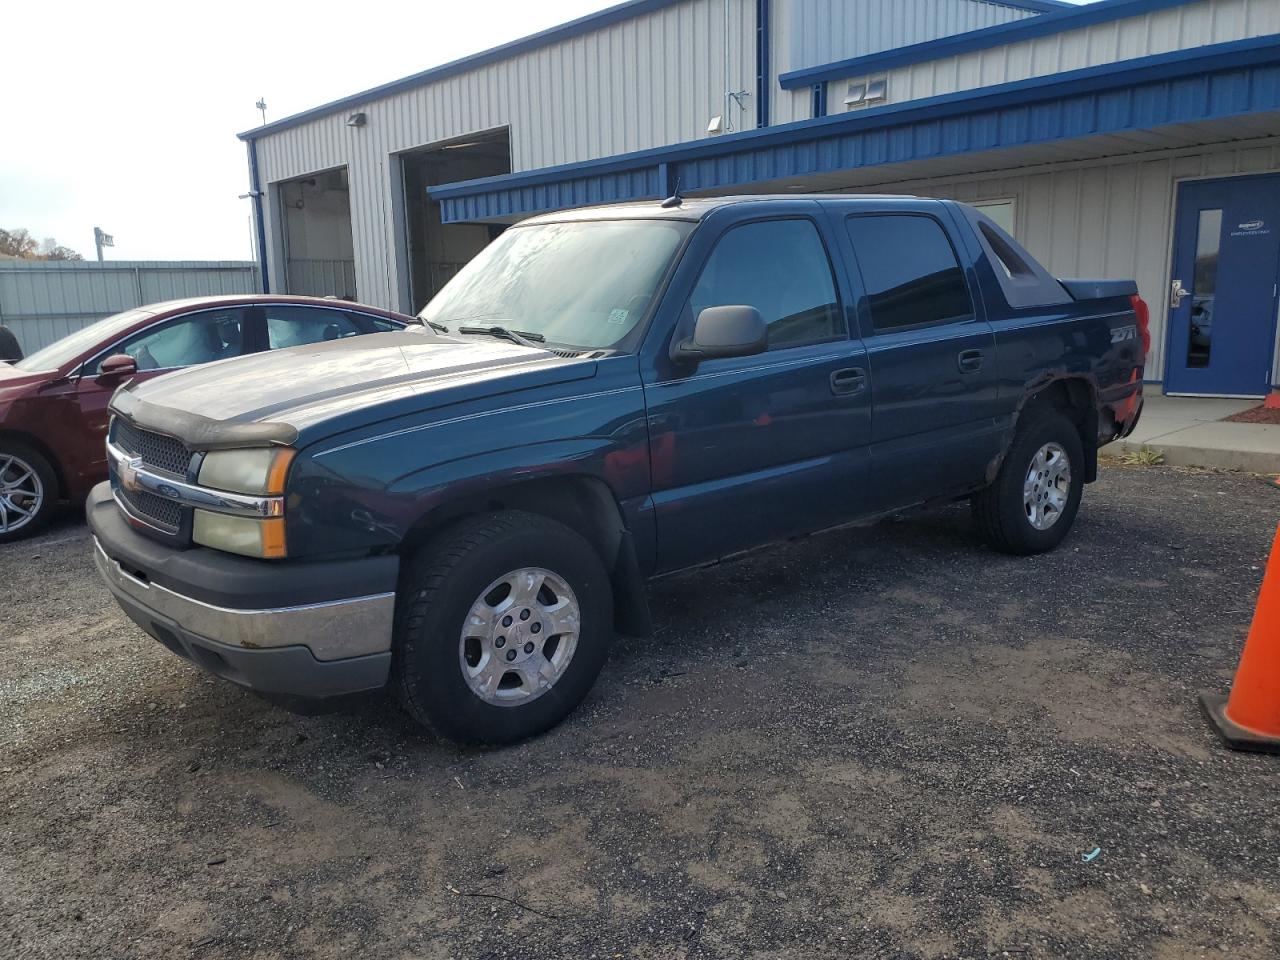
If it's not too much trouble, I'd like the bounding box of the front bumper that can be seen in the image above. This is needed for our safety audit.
[88,482,399,703]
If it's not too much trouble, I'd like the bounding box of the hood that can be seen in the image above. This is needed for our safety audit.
[0,362,51,394]
[109,331,597,449]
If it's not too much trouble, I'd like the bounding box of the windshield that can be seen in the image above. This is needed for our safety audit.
[15,308,156,372]
[420,219,693,350]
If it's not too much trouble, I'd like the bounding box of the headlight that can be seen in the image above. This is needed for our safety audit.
[193,511,288,559]
[198,447,294,495]
[193,447,294,559]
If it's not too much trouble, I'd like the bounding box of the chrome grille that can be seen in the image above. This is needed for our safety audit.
[114,419,191,478]
[118,486,182,531]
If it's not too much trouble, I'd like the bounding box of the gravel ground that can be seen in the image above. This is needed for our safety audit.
[3,463,1279,960]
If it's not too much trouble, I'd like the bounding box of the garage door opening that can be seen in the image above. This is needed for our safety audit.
[400,128,511,313]
[279,166,357,299]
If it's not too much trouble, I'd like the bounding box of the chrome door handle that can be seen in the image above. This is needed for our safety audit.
[1170,279,1188,309]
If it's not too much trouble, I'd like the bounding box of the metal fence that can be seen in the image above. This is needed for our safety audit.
[0,260,261,355]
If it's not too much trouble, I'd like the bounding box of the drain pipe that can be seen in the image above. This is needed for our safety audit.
[245,139,271,293]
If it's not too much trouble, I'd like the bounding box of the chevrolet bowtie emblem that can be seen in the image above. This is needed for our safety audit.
[119,456,144,493]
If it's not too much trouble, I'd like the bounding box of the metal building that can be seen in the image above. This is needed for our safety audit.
[240,0,1280,398]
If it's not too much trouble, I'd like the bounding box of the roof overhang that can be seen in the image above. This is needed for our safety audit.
[430,36,1280,224]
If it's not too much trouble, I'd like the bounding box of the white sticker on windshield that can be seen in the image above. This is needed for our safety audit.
[607,308,629,325]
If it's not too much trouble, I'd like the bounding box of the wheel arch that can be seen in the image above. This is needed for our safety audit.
[1010,376,1100,483]
[397,473,652,637]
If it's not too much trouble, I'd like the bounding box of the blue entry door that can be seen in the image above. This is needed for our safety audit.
[1166,175,1280,397]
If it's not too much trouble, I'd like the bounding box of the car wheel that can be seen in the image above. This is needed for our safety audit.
[972,411,1084,555]
[0,442,58,544]
[391,510,614,745]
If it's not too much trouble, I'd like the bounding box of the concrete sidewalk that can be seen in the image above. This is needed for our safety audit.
[1109,393,1280,473]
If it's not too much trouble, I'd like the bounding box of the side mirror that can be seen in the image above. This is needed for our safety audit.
[97,353,138,380]
[671,305,768,363]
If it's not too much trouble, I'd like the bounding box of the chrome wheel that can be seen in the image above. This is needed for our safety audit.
[458,567,581,707]
[1023,442,1071,531]
[0,453,44,535]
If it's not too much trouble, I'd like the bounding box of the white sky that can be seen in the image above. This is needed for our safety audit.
[4,0,1087,262]
[2,0,612,261]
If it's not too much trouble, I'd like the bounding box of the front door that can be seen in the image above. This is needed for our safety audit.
[1166,175,1280,397]
[641,210,872,574]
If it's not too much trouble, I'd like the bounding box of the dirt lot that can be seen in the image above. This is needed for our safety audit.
[3,463,1279,960]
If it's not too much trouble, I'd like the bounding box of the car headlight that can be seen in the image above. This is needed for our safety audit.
[198,447,294,496]
[194,447,295,559]
[193,511,288,559]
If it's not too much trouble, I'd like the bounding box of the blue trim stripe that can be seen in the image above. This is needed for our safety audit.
[778,0,1204,91]
[239,0,691,141]
[432,36,1280,223]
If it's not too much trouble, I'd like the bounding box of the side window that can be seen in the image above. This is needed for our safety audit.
[845,215,973,331]
[99,309,246,373]
[689,219,842,350]
[356,313,400,333]
[263,306,362,350]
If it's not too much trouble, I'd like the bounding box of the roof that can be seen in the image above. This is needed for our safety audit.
[238,0,1067,141]
[517,193,924,223]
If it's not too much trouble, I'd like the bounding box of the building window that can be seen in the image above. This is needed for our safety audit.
[970,198,1017,236]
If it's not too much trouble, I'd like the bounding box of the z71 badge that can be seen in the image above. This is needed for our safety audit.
[1111,324,1137,344]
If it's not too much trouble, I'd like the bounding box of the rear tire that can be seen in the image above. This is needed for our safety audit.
[972,411,1084,555]
[391,510,614,745]
[0,442,58,544]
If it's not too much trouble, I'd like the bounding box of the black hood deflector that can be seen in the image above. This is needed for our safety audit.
[110,389,298,450]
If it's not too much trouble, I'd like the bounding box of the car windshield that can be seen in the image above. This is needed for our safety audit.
[14,307,156,372]
[420,219,693,350]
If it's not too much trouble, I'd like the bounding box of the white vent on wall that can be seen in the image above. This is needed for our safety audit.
[845,77,887,110]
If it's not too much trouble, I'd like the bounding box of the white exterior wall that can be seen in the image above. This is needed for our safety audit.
[253,0,758,310]
[772,0,1035,124]
[821,0,1280,110]
[837,137,1280,385]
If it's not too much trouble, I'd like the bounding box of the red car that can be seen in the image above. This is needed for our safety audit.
[0,295,416,543]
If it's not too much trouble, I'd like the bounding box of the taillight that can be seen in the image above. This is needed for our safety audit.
[1130,294,1151,358]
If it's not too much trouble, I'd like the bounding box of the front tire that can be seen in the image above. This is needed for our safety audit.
[0,442,58,544]
[391,510,614,745]
[972,411,1084,555]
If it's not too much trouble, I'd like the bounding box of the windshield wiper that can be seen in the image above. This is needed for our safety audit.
[420,319,449,334]
[456,324,545,348]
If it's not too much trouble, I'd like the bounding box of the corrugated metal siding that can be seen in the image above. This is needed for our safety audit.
[0,261,259,354]
[860,0,1280,107]
[772,0,1037,124]
[838,138,1280,384]
[285,259,358,299]
[253,0,757,312]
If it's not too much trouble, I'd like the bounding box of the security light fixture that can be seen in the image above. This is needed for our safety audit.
[346,112,367,128]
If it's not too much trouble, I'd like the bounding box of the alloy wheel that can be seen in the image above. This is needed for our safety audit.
[458,567,581,706]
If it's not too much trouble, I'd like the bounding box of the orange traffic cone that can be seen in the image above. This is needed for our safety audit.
[1200,524,1280,753]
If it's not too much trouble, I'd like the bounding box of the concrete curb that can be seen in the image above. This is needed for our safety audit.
[1108,437,1280,474]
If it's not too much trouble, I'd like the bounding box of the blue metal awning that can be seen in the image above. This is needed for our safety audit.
[431,36,1280,224]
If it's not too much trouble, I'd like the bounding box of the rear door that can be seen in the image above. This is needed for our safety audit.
[838,206,1001,511]
[640,204,872,573]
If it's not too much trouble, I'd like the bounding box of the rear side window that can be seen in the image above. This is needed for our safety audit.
[689,219,842,350]
[845,215,973,331]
